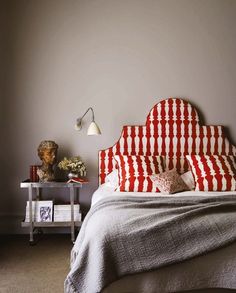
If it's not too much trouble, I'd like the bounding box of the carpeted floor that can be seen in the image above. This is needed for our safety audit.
[0,234,73,293]
[1,235,235,293]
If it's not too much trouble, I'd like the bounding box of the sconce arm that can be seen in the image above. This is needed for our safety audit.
[75,107,96,131]
[81,107,95,122]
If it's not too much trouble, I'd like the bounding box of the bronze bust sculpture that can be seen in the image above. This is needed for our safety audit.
[37,140,58,182]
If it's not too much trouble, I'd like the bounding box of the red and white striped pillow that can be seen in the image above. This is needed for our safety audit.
[114,155,165,192]
[186,155,236,191]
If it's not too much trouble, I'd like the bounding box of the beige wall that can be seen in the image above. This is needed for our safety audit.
[1,0,236,232]
[1,1,8,223]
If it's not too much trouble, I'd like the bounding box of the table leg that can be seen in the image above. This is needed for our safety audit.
[29,184,34,244]
[70,186,75,243]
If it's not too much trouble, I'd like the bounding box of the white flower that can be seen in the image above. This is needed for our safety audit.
[58,156,86,176]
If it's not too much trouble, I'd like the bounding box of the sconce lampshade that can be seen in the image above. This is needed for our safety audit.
[87,121,101,135]
[75,107,101,136]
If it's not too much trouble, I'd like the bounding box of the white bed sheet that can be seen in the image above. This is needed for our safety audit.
[92,183,236,206]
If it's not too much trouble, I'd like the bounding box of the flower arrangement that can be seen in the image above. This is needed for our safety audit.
[58,156,86,177]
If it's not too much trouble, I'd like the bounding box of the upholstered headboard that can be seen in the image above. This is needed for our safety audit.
[99,98,236,184]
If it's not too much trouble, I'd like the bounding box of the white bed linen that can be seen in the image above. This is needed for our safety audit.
[92,182,236,206]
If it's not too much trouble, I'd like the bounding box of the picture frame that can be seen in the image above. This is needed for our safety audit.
[36,201,53,222]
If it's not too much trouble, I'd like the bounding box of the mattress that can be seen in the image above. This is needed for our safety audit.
[92,182,236,206]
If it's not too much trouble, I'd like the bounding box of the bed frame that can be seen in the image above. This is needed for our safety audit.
[99,97,236,184]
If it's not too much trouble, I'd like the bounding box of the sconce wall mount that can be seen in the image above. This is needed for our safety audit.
[75,107,101,136]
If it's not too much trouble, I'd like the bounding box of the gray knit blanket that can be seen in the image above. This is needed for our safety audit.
[64,195,236,293]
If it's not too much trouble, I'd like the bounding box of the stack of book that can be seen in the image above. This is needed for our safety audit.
[25,201,81,222]
[53,204,82,222]
[25,201,37,222]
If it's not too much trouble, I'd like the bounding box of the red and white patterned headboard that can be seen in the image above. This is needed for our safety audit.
[99,98,236,184]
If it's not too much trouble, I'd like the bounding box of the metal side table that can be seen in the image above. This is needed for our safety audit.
[21,180,84,244]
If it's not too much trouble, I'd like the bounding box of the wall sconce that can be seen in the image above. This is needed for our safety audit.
[75,107,101,135]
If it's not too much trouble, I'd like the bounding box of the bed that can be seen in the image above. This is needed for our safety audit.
[65,98,236,293]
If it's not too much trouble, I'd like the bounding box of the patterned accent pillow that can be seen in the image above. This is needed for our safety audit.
[150,169,189,194]
[186,155,236,191]
[114,155,165,192]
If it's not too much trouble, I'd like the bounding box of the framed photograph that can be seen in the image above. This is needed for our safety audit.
[36,201,53,222]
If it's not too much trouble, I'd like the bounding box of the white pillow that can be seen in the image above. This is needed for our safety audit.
[105,169,119,188]
[181,171,195,190]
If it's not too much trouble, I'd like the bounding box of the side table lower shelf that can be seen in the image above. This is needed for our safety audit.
[21,221,82,244]
[21,221,82,228]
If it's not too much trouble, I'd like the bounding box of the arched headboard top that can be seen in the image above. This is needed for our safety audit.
[146,98,200,126]
[99,97,236,184]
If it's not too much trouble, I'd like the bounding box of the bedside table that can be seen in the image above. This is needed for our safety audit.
[20,180,86,244]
